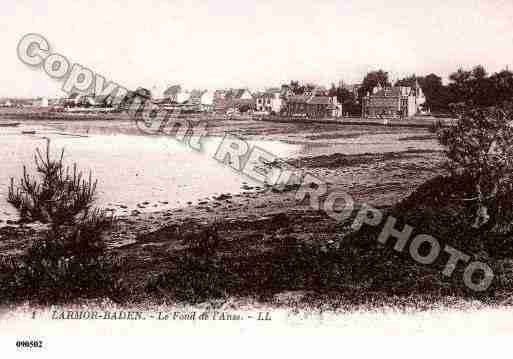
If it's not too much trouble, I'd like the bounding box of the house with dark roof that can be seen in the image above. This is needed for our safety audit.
[226,89,255,110]
[214,88,255,113]
[281,88,339,118]
[362,82,425,118]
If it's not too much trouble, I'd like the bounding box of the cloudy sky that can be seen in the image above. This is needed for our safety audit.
[1,0,513,97]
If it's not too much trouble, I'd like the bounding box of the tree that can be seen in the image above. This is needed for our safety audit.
[239,104,251,113]
[288,80,303,95]
[445,65,513,108]
[164,84,181,98]
[288,81,318,95]
[420,74,442,111]
[328,83,360,116]
[328,83,337,97]
[8,141,99,229]
[135,87,152,99]
[359,70,391,98]
[5,140,118,303]
[472,65,488,80]
[489,69,513,104]
[419,73,454,112]
[448,65,494,106]
[384,66,513,114]
[395,74,420,88]
[437,103,513,228]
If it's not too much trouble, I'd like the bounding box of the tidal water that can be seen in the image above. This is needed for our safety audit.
[0,122,299,220]
[0,120,440,220]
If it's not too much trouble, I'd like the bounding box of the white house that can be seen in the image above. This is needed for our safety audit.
[328,96,342,117]
[200,90,214,112]
[255,88,283,114]
[176,90,191,104]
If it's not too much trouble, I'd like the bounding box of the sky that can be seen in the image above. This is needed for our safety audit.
[1,0,513,98]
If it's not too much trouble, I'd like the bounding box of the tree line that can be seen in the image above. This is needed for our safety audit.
[325,65,513,115]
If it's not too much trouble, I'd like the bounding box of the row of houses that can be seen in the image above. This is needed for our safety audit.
[212,86,342,118]
[54,80,426,119]
[69,85,344,118]
[157,87,293,115]
[153,82,425,119]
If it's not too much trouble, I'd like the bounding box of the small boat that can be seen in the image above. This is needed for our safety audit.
[21,130,36,135]
[0,122,20,127]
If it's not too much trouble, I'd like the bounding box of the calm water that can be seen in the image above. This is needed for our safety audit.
[0,123,299,220]
[0,121,440,220]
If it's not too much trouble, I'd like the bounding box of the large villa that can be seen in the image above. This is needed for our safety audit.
[362,81,426,118]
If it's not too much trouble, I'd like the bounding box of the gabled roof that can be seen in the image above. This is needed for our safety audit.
[234,89,247,98]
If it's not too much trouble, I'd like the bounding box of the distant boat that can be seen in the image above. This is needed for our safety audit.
[21,130,36,134]
[0,122,20,127]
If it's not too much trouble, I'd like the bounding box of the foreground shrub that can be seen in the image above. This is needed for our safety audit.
[1,140,123,304]
[145,226,346,303]
[0,239,123,304]
[436,103,513,229]
[8,140,98,228]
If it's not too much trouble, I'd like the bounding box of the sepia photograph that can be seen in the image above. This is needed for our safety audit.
[1,0,513,356]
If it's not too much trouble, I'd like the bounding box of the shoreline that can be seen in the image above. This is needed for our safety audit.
[0,108,455,128]
[3,115,504,310]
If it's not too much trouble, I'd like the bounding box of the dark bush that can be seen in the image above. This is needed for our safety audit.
[8,140,98,228]
[1,140,123,304]
[144,226,346,303]
[435,104,513,229]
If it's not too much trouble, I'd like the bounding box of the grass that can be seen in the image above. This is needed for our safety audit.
[138,174,513,307]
